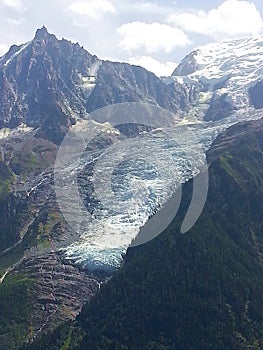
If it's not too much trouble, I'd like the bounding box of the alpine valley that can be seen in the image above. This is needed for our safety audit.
[0,27,262,349]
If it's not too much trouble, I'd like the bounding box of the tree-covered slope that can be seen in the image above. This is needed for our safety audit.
[0,273,34,350]
[25,118,263,350]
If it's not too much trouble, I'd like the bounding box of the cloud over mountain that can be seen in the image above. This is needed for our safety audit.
[117,21,190,53]
[168,0,263,39]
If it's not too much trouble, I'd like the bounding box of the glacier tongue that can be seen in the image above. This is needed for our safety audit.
[62,128,204,271]
[61,107,263,272]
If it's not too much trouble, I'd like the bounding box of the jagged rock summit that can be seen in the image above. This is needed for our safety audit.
[0,27,97,142]
[0,27,193,143]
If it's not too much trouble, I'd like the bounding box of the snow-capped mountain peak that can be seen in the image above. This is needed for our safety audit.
[173,36,263,115]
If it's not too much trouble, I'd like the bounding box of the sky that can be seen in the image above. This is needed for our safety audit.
[1,0,263,76]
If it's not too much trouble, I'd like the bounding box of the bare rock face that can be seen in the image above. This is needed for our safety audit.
[249,79,263,109]
[0,27,196,144]
[172,50,201,76]
[12,252,101,341]
[86,60,197,114]
[0,26,97,143]
[204,93,234,121]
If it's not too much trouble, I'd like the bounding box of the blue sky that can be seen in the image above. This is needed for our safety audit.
[1,0,263,76]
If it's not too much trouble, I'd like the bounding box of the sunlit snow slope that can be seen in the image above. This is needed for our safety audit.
[173,36,263,119]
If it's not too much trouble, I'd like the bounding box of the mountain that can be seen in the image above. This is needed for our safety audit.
[0,26,195,144]
[0,27,197,348]
[0,28,263,349]
[0,27,198,279]
[172,36,263,121]
[26,117,263,350]
[1,30,263,141]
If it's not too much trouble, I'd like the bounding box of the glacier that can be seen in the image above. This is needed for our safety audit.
[57,107,263,272]
[58,35,263,272]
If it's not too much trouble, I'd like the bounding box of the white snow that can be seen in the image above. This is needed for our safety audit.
[78,60,102,98]
[3,41,32,67]
[0,124,33,140]
[89,60,102,76]
[173,35,263,110]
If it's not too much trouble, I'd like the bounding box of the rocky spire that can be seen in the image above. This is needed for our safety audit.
[34,26,50,40]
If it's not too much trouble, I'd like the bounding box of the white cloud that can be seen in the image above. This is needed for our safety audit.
[168,0,263,39]
[5,17,25,26]
[136,2,171,15]
[117,21,190,53]
[2,0,25,12]
[129,56,176,76]
[69,0,116,19]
